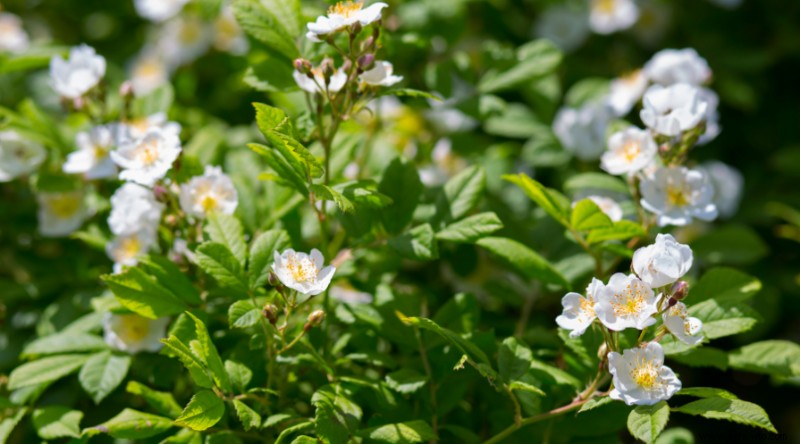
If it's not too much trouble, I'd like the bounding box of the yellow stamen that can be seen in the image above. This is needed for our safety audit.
[200,194,218,213]
[630,358,660,389]
[46,194,82,218]
[118,315,150,342]
[117,236,142,261]
[593,0,617,13]
[611,282,647,317]
[622,140,641,162]
[286,254,318,283]
[136,139,160,166]
[328,1,364,17]
[666,183,689,207]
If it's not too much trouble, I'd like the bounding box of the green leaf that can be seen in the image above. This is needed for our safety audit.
[388,224,439,261]
[358,420,437,443]
[478,39,562,93]
[0,410,25,444]
[336,180,394,209]
[260,0,301,36]
[205,213,247,266]
[565,78,611,107]
[102,266,187,319]
[654,427,694,444]
[689,267,761,304]
[503,173,569,226]
[672,397,776,433]
[233,400,261,431]
[84,408,173,439]
[564,172,630,195]
[311,184,355,213]
[254,102,291,134]
[126,381,183,418]
[32,406,82,439]
[688,297,760,340]
[728,340,800,378]
[228,300,261,329]
[160,335,214,389]
[587,220,646,244]
[666,346,729,370]
[194,242,249,293]
[79,351,131,404]
[379,158,423,234]
[185,312,232,392]
[264,128,324,179]
[385,369,428,394]
[579,396,614,413]
[376,88,442,100]
[692,225,769,265]
[139,255,202,305]
[275,420,314,444]
[676,387,739,400]
[476,237,570,288]
[437,165,486,222]
[232,0,299,60]
[7,354,90,390]
[571,199,614,231]
[436,212,504,243]
[627,402,669,444]
[250,142,309,194]
[226,360,253,392]
[498,337,533,382]
[312,384,363,444]
[132,84,174,115]
[174,390,226,431]
[248,229,290,289]
[508,380,546,396]
[22,332,108,358]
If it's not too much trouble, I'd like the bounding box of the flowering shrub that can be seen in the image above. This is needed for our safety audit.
[1,1,799,443]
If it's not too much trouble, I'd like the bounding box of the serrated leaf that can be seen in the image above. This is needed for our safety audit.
[84,408,173,439]
[248,229,290,289]
[587,220,646,244]
[579,396,614,413]
[232,0,299,60]
[728,340,800,378]
[498,337,533,382]
[250,142,309,194]
[126,381,183,418]
[436,212,504,243]
[688,297,760,340]
[79,351,131,404]
[571,199,614,231]
[508,380,546,396]
[676,387,739,400]
[228,300,261,329]
[689,267,761,304]
[22,332,108,358]
[174,390,226,431]
[476,237,570,288]
[385,369,428,394]
[673,397,776,433]
[358,420,437,443]
[194,242,249,293]
[185,312,231,393]
[7,354,90,390]
[160,336,214,388]
[226,360,253,392]
[437,165,486,223]
[32,406,82,439]
[564,172,630,195]
[379,158,423,234]
[139,255,202,305]
[478,39,562,93]
[205,213,247,266]
[311,184,355,213]
[503,173,569,226]
[102,267,187,319]
[388,224,439,261]
[628,402,669,444]
[233,399,261,431]
[312,384,362,444]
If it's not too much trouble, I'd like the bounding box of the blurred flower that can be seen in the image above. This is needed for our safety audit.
[556,278,604,338]
[106,231,156,273]
[330,284,373,304]
[0,12,30,54]
[534,5,588,53]
[272,249,336,296]
[700,160,743,218]
[37,190,88,237]
[111,127,182,186]
[644,48,711,86]
[632,233,693,288]
[179,165,238,219]
[663,301,704,345]
[63,124,120,179]
[589,0,639,34]
[129,51,169,96]
[108,182,164,236]
[360,61,403,87]
[696,87,720,145]
[581,195,624,222]
[306,1,388,42]
[418,138,467,186]
[293,67,347,94]
[601,127,657,175]
[606,70,648,116]
[640,83,708,137]
[640,166,718,226]
[553,102,612,161]
[157,16,213,69]
[595,273,659,331]
[0,130,46,182]
[103,313,169,353]
[49,44,106,99]
[608,342,681,406]
[121,112,181,141]
[632,0,671,47]
[214,5,249,55]
[134,0,189,23]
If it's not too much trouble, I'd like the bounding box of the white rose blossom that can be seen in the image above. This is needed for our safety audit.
[553,102,612,161]
[640,83,708,137]
[534,5,588,53]
[0,12,30,54]
[272,249,336,297]
[179,165,238,219]
[157,16,213,69]
[134,0,188,22]
[608,342,682,406]
[589,0,640,35]
[49,44,106,99]
[111,127,182,186]
[214,5,249,55]
[601,127,658,176]
[106,231,157,273]
[663,301,704,346]
[640,166,718,226]
[330,284,374,305]
[632,233,693,288]
[293,67,348,95]
[103,313,170,353]
[594,273,660,331]
[556,278,605,338]
[696,87,721,145]
[0,130,46,182]
[306,1,388,42]
[108,182,164,236]
[63,124,120,179]
[606,69,648,116]
[644,48,712,86]
[586,196,624,222]
[360,61,403,87]
[120,112,181,142]
[129,51,169,96]
[701,161,743,218]
[37,190,89,237]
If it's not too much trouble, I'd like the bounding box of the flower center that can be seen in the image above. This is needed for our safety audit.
[630,360,660,389]
[136,139,160,166]
[329,1,364,18]
[47,194,82,218]
[117,236,142,261]
[118,315,150,342]
[622,141,641,162]
[621,70,641,85]
[93,143,109,160]
[666,182,690,207]
[579,297,595,318]
[179,21,203,44]
[199,194,218,212]
[136,59,163,78]
[593,0,617,13]
[611,282,647,317]
[130,118,151,134]
[286,254,318,283]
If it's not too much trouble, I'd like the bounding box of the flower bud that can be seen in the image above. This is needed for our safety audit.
[164,214,178,226]
[268,271,281,288]
[153,184,169,201]
[263,304,279,325]
[119,80,134,98]
[667,297,678,308]
[358,54,375,71]
[341,59,352,73]
[671,281,689,300]
[597,342,608,360]
[350,22,362,35]
[293,58,312,75]
[72,96,85,110]
[320,58,335,79]
[361,36,375,51]
[304,310,325,330]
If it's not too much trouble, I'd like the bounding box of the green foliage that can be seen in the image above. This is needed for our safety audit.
[628,402,670,444]
[78,351,131,404]
[84,408,174,439]
[175,390,226,431]
[673,397,776,433]
[32,406,83,440]
[476,236,570,288]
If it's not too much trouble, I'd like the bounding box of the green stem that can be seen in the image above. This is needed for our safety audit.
[483,398,589,444]
[415,325,438,442]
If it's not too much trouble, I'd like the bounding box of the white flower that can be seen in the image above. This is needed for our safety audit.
[103,313,170,353]
[214,6,249,55]
[632,234,693,288]
[556,278,604,338]
[360,61,403,87]
[631,0,671,46]
[589,0,640,35]
[120,112,181,142]
[608,342,681,406]
[0,12,30,54]
[696,87,720,145]
[640,83,708,137]
[644,48,711,86]
[595,273,660,331]
[640,166,718,226]
[700,161,743,218]
[37,190,88,237]
[294,67,348,95]
[330,284,373,304]
[601,127,657,175]
[111,127,182,186]
[306,1,388,42]
[106,231,157,273]
[49,44,106,99]
[583,196,624,222]
[129,51,169,96]
[553,103,612,161]
[157,16,213,69]
[179,165,238,219]
[534,5,588,53]
[272,249,336,296]
[134,0,189,22]
[0,130,46,182]
[663,302,704,346]
[108,182,164,236]
[63,124,120,179]
[606,70,648,116]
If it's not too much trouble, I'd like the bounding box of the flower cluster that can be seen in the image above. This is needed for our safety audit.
[557,234,702,405]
